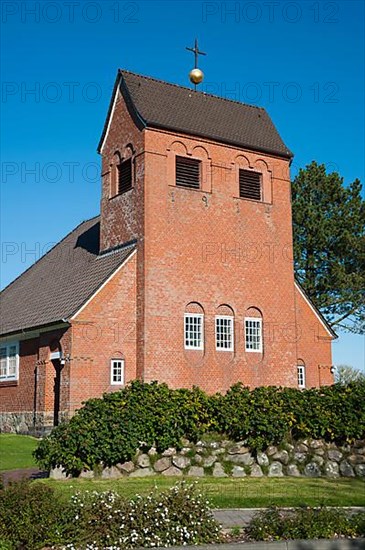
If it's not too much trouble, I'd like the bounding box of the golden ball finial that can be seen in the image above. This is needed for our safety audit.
[189,68,204,85]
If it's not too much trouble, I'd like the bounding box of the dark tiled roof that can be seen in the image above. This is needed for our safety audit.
[0,217,136,337]
[98,70,293,159]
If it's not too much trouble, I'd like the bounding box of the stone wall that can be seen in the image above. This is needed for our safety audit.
[0,411,67,436]
[51,437,365,480]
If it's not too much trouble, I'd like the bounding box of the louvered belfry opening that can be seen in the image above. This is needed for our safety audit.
[176,156,201,189]
[239,169,262,201]
[118,158,132,194]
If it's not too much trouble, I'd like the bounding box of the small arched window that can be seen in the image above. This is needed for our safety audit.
[110,149,133,197]
[215,304,234,352]
[110,151,122,197]
[297,360,306,389]
[244,307,263,353]
[184,302,204,350]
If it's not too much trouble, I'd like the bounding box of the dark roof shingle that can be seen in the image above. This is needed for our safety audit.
[0,217,136,337]
[98,70,292,159]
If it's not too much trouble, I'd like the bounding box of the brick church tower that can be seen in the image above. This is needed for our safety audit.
[97,70,335,392]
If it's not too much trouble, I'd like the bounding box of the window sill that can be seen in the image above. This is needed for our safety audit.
[169,183,212,194]
[108,189,133,201]
[0,380,19,387]
[234,195,270,205]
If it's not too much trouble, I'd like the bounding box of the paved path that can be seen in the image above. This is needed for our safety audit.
[0,467,47,485]
[163,541,365,549]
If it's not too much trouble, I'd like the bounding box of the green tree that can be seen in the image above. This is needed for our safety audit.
[292,161,365,333]
[335,365,365,385]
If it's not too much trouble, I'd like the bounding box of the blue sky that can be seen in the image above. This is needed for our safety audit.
[1,0,364,372]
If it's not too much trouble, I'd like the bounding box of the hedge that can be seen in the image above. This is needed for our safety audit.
[34,380,365,475]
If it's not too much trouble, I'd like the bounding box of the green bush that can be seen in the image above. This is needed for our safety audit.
[0,481,220,549]
[34,380,365,474]
[0,480,69,549]
[246,506,365,541]
[65,481,221,548]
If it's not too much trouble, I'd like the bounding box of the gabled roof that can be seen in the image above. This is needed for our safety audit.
[0,217,136,338]
[98,70,293,159]
[294,280,337,339]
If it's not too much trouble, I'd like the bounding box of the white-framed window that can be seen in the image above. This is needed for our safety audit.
[0,341,19,381]
[215,316,234,351]
[184,313,204,350]
[110,359,124,385]
[297,365,306,389]
[245,318,262,352]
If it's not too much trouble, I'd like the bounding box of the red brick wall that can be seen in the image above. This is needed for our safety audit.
[69,250,137,414]
[140,128,303,391]
[294,284,334,387]
[0,327,71,427]
[100,84,146,379]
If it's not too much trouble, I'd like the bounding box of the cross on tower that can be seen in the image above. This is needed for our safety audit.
[186,38,206,69]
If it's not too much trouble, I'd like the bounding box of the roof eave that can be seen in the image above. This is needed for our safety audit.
[97,70,146,154]
[294,279,338,339]
[0,320,71,341]
[146,121,293,160]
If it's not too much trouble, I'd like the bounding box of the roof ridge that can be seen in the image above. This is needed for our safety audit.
[0,215,100,295]
[119,69,266,112]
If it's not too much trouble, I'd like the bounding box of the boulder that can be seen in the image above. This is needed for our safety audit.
[101,466,122,479]
[154,457,171,472]
[203,455,217,468]
[227,453,254,466]
[49,466,70,480]
[293,452,307,463]
[272,450,289,465]
[295,443,308,453]
[162,447,176,457]
[250,464,263,477]
[118,461,135,473]
[339,460,355,477]
[355,464,365,477]
[256,452,269,466]
[232,466,246,477]
[194,454,203,464]
[162,466,183,476]
[228,443,250,455]
[268,461,283,477]
[324,461,339,478]
[312,455,324,466]
[188,466,205,477]
[213,462,228,477]
[172,455,191,469]
[309,440,324,449]
[327,450,342,462]
[180,447,192,455]
[266,445,278,456]
[304,462,321,477]
[287,464,301,477]
[148,447,158,456]
[79,469,94,479]
[130,468,155,477]
[348,454,365,465]
[137,454,150,468]
[314,448,325,456]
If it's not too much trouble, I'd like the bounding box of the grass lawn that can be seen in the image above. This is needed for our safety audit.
[42,476,365,509]
[0,434,38,472]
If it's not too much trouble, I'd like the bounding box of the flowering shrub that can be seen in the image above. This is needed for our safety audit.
[0,481,221,549]
[63,482,221,549]
[246,506,365,541]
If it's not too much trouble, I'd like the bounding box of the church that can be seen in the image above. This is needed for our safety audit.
[0,67,336,433]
